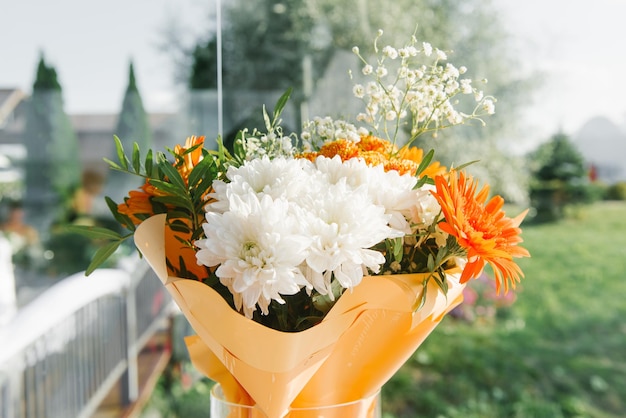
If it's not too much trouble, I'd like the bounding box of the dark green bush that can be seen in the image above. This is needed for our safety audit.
[605,181,626,200]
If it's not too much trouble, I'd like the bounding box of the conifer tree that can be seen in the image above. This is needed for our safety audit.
[23,52,81,232]
[105,60,152,202]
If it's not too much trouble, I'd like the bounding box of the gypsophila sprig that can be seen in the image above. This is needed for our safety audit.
[236,88,298,161]
[350,29,496,146]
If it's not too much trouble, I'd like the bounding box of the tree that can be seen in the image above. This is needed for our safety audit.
[23,52,81,234]
[168,0,533,199]
[527,132,594,222]
[104,60,152,203]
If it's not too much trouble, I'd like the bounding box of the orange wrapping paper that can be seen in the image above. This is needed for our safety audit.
[135,214,465,418]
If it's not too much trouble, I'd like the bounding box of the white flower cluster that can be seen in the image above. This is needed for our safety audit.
[352,30,495,143]
[240,128,296,160]
[195,155,442,317]
[300,116,368,151]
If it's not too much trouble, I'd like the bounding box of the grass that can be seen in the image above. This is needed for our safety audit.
[382,201,626,418]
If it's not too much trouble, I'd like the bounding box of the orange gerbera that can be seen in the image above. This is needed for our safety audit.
[431,170,530,293]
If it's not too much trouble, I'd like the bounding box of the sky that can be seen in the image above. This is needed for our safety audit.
[2,0,625,152]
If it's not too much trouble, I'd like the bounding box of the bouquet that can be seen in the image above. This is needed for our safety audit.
[78,29,529,417]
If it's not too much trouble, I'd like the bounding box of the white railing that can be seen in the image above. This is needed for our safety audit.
[0,258,171,418]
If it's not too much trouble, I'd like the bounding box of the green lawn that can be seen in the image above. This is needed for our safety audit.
[383,201,626,418]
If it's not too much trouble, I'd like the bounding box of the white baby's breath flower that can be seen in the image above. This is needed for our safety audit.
[382,45,398,59]
[422,42,433,56]
[376,66,388,78]
[362,64,373,75]
[460,79,473,94]
[353,84,365,98]
[398,47,410,58]
[482,99,496,114]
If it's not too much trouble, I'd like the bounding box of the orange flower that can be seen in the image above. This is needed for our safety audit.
[174,136,205,184]
[117,182,159,225]
[398,146,447,178]
[297,135,446,178]
[318,139,361,160]
[431,170,530,293]
[358,134,397,154]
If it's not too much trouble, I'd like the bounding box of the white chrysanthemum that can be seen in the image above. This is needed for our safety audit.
[301,178,393,296]
[313,155,371,189]
[408,185,441,228]
[196,192,312,317]
[361,164,420,234]
[209,157,312,212]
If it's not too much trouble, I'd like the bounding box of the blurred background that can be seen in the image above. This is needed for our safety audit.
[1,0,625,417]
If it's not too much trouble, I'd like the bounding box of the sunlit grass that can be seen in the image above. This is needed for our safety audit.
[383,201,626,417]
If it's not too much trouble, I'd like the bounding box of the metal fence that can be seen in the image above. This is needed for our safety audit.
[0,260,171,418]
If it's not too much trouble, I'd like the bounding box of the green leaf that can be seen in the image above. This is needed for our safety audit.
[415,175,435,188]
[132,142,141,173]
[413,279,428,311]
[85,240,124,276]
[188,157,214,189]
[65,224,123,240]
[157,159,187,191]
[453,160,480,172]
[427,253,435,272]
[170,223,190,234]
[103,157,123,171]
[105,196,135,230]
[166,210,193,220]
[262,104,272,132]
[272,88,292,126]
[145,149,154,177]
[393,237,403,262]
[152,195,193,211]
[113,135,130,170]
[415,148,435,177]
[149,179,189,200]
